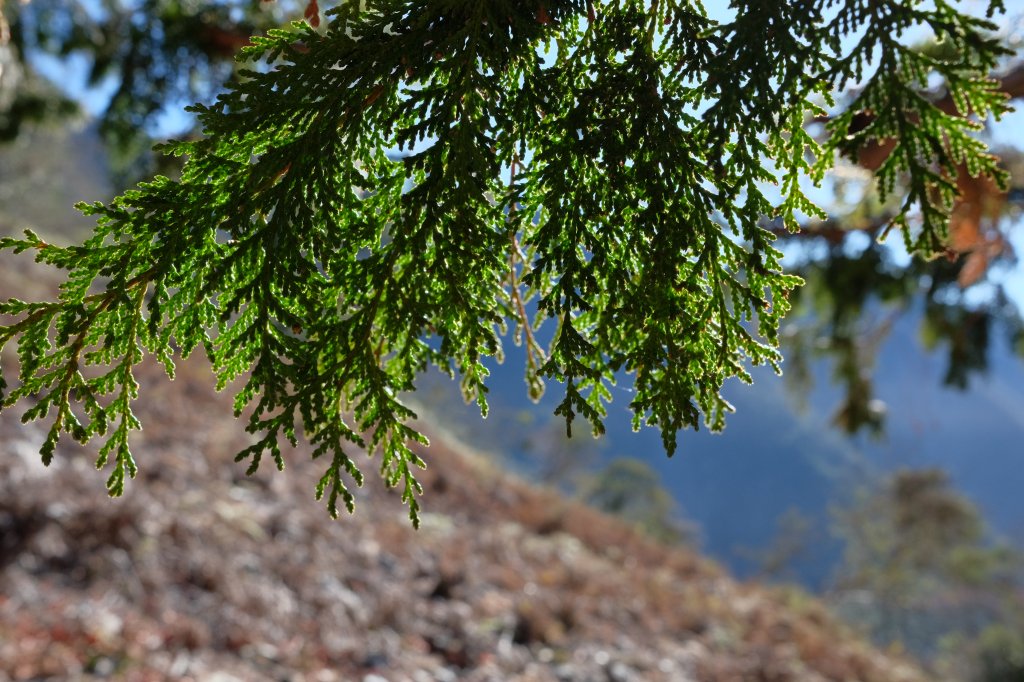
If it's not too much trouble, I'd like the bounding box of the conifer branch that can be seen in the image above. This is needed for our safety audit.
[0,0,1011,523]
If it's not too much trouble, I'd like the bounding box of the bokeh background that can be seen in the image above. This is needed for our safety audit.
[2,1,1024,680]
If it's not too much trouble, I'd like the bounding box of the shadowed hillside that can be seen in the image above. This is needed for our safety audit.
[0,124,113,242]
[0,254,928,681]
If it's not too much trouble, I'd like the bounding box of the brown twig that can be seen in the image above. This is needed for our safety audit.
[505,154,546,370]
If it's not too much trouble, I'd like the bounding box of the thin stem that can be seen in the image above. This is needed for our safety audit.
[646,0,661,54]
[506,154,546,372]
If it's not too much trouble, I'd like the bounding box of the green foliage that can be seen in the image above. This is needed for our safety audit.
[580,457,690,544]
[0,0,1012,524]
[974,624,1024,682]
[814,0,1010,254]
[832,469,1020,658]
[835,469,1014,591]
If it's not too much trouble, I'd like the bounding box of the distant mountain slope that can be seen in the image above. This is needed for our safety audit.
[0,124,113,243]
[415,305,1024,589]
[0,257,926,681]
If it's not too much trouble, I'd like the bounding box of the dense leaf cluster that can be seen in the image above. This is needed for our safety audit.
[0,0,1011,523]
